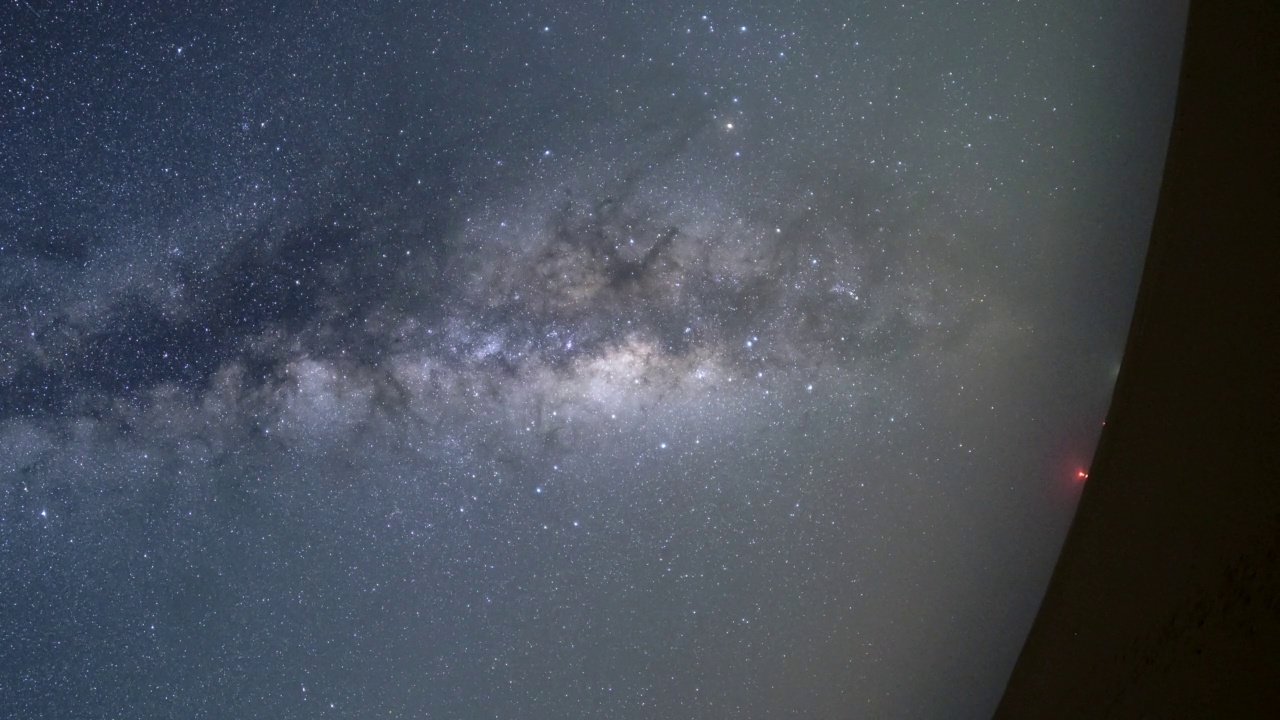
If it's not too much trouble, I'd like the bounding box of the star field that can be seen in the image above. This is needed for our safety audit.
[0,1,1186,717]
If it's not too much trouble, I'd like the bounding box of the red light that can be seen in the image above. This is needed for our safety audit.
[1077,470,1089,480]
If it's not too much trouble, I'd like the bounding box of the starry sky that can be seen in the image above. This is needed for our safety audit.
[0,1,1186,718]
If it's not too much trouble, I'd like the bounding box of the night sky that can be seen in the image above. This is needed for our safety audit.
[1,2,1186,718]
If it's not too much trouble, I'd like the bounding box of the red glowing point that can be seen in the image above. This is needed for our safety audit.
[1077,470,1089,480]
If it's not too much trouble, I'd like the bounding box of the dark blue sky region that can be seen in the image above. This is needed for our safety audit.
[1,2,1186,717]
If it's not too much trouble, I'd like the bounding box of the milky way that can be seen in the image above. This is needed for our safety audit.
[0,2,1185,717]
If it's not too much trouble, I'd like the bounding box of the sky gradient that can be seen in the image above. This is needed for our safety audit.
[1,2,1186,717]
